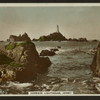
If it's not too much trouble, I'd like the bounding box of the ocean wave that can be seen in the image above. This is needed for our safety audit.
[71,48,96,55]
[56,49,66,54]
[1,81,33,89]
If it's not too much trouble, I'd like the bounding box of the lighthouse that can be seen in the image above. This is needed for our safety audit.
[57,25,60,33]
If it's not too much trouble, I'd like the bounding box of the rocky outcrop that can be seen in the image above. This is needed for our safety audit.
[0,49,13,65]
[34,25,67,41]
[15,67,36,82]
[57,46,61,48]
[32,38,38,41]
[38,35,88,42]
[91,43,100,77]
[40,50,56,56]
[0,41,51,82]
[8,33,31,42]
[37,57,51,73]
[67,38,88,42]
[0,50,15,82]
[92,40,99,42]
[5,41,40,67]
[78,38,88,42]
[38,32,67,41]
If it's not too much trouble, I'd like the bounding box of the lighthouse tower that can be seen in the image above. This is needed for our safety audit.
[57,25,60,33]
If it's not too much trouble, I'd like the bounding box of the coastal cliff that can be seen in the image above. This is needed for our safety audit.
[7,33,31,42]
[91,43,100,77]
[0,41,51,82]
[38,32,67,41]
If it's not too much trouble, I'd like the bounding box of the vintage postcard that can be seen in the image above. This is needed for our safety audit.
[0,3,100,96]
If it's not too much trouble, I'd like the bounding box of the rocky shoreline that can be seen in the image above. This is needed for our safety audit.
[0,31,100,94]
[0,40,51,83]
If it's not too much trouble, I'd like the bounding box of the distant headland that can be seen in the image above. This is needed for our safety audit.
[32,25,88,42]
[5,25,99,42]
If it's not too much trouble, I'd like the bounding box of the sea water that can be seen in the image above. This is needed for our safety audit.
[0,41,99,94]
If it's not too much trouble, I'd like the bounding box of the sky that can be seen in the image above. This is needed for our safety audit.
[0,5,100,40]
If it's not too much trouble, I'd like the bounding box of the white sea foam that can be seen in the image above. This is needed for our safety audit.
[37,46,67,55]
[41,84,50,90]
[71,48,96,55]
[50,84,60,91]
[36,47,52,53]
[95,83,100,93]
[55,49,66,54]
[1,81,33,89]
[61,78,68,82]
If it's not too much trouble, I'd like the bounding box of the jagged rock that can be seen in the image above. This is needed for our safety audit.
[32,38,38,41]
[5,41,39,66]
[57,46,61,48]
[91,42,100,77]
[78,38,88,42]
[0,49,13,65]
[40,50,56,56]
[68,38,72,41]
[92,40,99,42]
[6,41,51,68]
[68,38,88,42]
[38,32,67,41]
[2,69,15,82]
[38,25,67,41]
[21,33,31,42]
[0,41,51,82]
[72,38,79,41]
[15,67,36,82]
[8,33,31,42]
[0,41,4,42]
[38,57,51,73]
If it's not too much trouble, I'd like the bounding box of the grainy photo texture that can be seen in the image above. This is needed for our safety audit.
[0,3,100,96]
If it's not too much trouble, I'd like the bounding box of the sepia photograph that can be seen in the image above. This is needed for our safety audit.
[0,3,100,95]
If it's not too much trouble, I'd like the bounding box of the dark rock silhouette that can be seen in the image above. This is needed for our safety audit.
[8,33,31,42]
[16,68,36,82]
[40,50,56,56]
[0,41,51,82]
[38,32,67,41]
[21,33,31,42]
[6,41,39,67]
[38,25,67,41]
[32,38,38,41]
[0,49,13,65]
[38,57,51,73]
[78,38,88,42]
[0,41,4,42]
[57,46,61,48]
[68,38,72,41]
[91,42,100,77]
[68,38,88,42]
[92,40,99,42]
[31,26,88,42]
